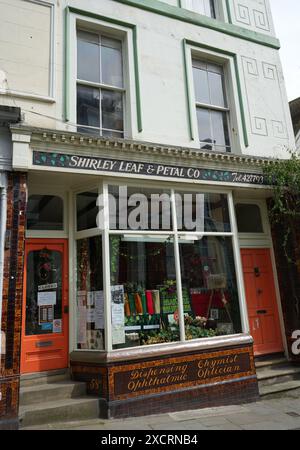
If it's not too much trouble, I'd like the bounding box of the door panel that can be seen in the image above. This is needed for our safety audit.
[241,248,283,356]
[21,239,69,374]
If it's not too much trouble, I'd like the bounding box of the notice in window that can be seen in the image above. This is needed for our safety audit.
[111,285,125,345]
[37,291,56,306]
[95,291,105,330]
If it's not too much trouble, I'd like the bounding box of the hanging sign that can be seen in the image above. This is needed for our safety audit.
[33,151,269,186]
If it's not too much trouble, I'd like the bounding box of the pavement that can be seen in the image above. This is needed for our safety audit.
[23,389,300,431]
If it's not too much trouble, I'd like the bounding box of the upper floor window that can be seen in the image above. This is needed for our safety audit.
[184,0,216,18]
[192,59,231,152]
[77,30,124,138]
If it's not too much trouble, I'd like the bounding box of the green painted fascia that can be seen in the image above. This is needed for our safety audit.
[64,6,143,132]
[114,0,280,50]
[183,39,249,148]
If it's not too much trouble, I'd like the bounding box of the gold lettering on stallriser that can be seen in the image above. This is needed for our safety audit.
[126,355,241,392]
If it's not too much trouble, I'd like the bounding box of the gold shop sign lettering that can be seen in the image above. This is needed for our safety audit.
[111,348,254,400]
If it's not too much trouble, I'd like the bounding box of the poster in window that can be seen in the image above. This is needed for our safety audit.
[111,285,125,345]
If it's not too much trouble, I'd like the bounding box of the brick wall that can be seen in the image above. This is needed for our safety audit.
[0,172,27,429]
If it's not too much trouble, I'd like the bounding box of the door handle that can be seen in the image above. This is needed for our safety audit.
[254,267,260,277]
[257,289,263,295]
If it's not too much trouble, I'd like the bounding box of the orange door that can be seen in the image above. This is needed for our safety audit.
[241,248,283,356]
[21,239,69,374]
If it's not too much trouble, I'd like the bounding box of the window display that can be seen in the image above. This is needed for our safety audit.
[179,236,242,338]
[76,236,105,350]
[110,235,181,349]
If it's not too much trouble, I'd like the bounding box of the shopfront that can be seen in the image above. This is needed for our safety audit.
[14,130,287,417]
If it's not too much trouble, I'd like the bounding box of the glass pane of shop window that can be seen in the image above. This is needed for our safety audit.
[175,191,230,233]
[178,236,242,339]
[77,30,100,83]
[101,36,123,88]
[108,185,172,231]
[76,191,99,232]
[27,195,63,231]
[76,236,105,350]
[25,249,63,336]
[109,235,181,350]
[235,204,264,233]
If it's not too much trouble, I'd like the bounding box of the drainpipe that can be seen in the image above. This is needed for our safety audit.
[0,172,7,332]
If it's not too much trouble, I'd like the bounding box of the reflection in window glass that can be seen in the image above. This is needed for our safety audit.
[101,37,123,88]
[101,90,124,137]
[77,85,100,134]
[77,31,100,83]
[179,236,241,339]
[175,192,231,233]
[110,236,181,349]
[76,236,104,350]
[27,195,63,231]
[76,191,99,232]
[235,204,264,233]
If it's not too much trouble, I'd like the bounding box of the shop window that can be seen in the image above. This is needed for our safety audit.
[76,191,99,232]
[183,0,216,18]
[77,30,124,138]
[27,195,63,231]
[108,185,172,231]
[175,191,231,232]
[192,59,231,152]
[76,236,104,350]
[179,236,242,337]
[109,235,180,349]
[235,203,264,233]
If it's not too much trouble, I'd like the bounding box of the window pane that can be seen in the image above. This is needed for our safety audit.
[76,191,99,232]
[110,236,179,350]
[235,204,264,233]
[108,185,172,231]
[208,71,225,107]
[179,236,241,339]
[193,66,210,104]
[101,37,123,88]
[196,108,212,150]
[27,195,63,230]
[185,0,215,18]
[175,192,231,232]
[211,110,230,151]
[77,85,100,130]
[76,236,104,350]
[25,249,63,336]
[101,89,123,135]
[77,30,100,83]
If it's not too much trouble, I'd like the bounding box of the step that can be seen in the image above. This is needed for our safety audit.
[20,381,87,406]
[19,397,100,428]
[20,369,70,388]
[255,357,287,369]
[260,380,300,398]
[257,365,300,387]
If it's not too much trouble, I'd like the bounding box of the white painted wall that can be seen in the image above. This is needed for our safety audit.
[0,0,295,159]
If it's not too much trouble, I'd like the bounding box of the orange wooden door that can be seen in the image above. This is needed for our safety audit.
[21,239,69,374]
[241,248,283,356]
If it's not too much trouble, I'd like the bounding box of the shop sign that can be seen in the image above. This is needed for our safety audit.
[111,348,253,399]
[33,151,269,186]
